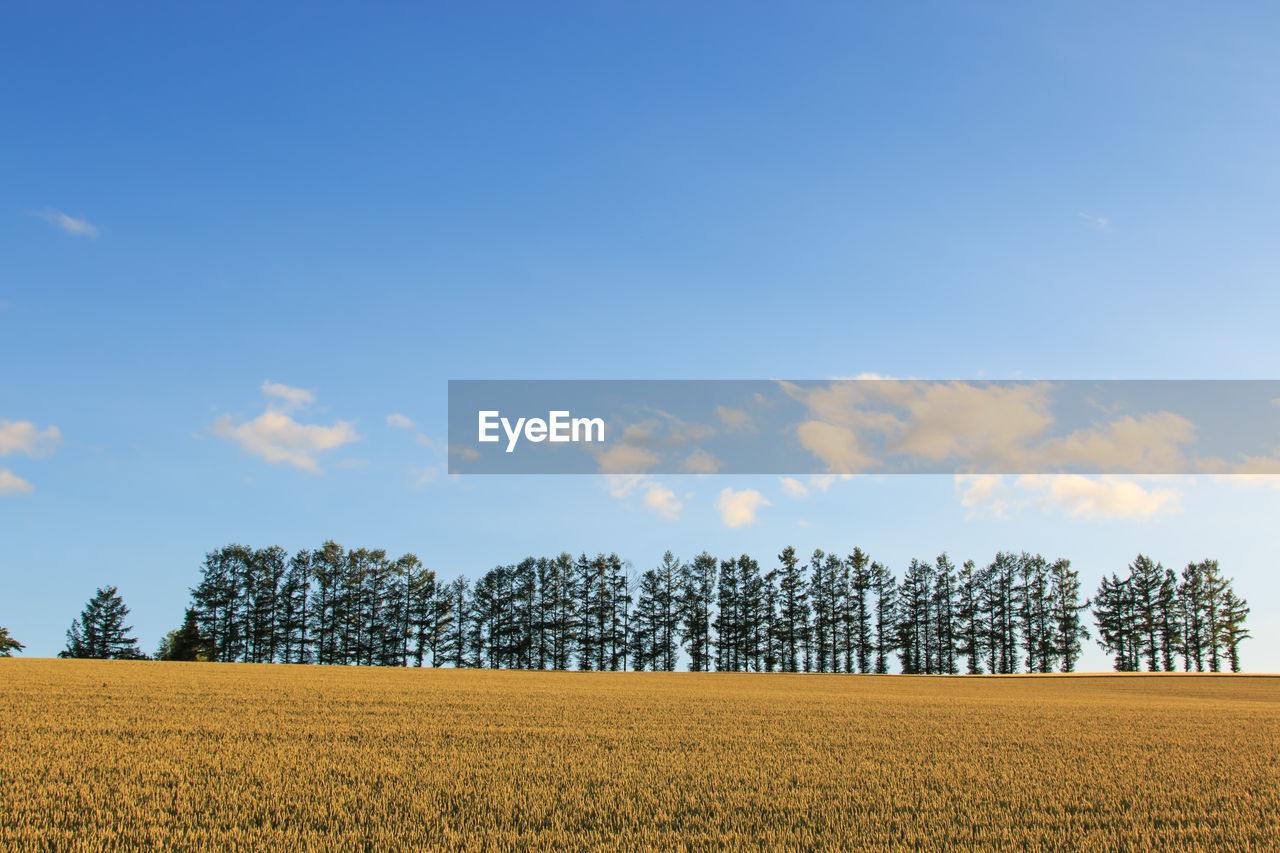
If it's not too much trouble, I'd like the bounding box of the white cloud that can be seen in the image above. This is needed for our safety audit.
[681,448,721,474]
[387,413,415,429]
[716,406,751,431]
[606,475,686,520]
[795,421,879,473]
[780,477,808,498]
[595,442,661,474]
[652,410,716,443]
[783,379,1055,472]
[31,207,100,237]
[883,381,1054,467]
[716,487,769,528]
[1016,475,1180,520]
[448,444,481,462]
[261,380,315,410]
[1041,413,1194,473]
[958,474,1182,521]
[955,474,1011,519]
[0,468,35,496]
[0,420,61,457]
[211,410,359,472]
[642,483,683,519]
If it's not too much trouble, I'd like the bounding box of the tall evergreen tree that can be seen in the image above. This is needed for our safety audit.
[955,559,985,675]
[61,586,146,660]
[775,546,810,673]
[847,548,873,673]
[714,556,742,671]
[678,551,717,672]
[933,553,959,675]
[1047,558,1088,672]
[871,561,897,674]
[1219,588,1250,674]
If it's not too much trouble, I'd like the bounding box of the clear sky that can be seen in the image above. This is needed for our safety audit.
[3,2,1278,668]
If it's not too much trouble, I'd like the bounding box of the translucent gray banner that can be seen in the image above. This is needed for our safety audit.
[446,380,1280,475]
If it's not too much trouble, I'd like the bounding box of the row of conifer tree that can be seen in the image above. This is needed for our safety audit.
[88,542,1248,673]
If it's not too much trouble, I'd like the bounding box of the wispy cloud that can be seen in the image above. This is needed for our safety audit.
[30,207,100,237]
[716,405,752,431]
[958,473,1180,521]
[1079,212,1111,231]
[210,383,358,472]
[387,413,415,429]
[780,474,839,499]
[780,477,808,498]
[0,420,61,458]
[681,448,721,474]
[606,475,687,520]
[0,468,35,496]
[261,380,315,410]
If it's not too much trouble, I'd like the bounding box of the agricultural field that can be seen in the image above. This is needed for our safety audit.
[2,661,1278,851]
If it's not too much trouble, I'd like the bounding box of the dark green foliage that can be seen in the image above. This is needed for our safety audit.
[167,542,1248,674]
[1093,555,1246,674]
[678,552,717,672]
[60,585,146,660]
[156,608,211,661]
[0,625,24,657]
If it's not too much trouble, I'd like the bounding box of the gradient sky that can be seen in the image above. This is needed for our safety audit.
[3,2,1278,668]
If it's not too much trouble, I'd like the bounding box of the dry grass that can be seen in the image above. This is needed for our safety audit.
[2,660,1277,851]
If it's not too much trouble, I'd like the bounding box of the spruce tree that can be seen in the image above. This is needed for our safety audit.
[61,586,146,660]
[678,552,717,672]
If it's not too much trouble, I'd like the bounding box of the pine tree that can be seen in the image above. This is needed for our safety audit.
[1016,553,1051,674]
[1,625,26,657]
[1156,567,1180,673]
[1093,573,1140,672]
[1177,561,1208,671]
[652,552,681,671]
[1047,558,1088,672]
[156,608,210,661]
[629,569,662,671]
[933,553,959,675]
[605,554,632,672]
[546,552,578,670]
[847,548,873,673]
[1127,555,1164,672]
[956,559,985,674]
[775,546,810,673]
[678,552,717,672]
[871,561,897,674]
[810,550,845,673]
[1219,588,1250,673]
[714,556,742,671]
[61,586,146,660]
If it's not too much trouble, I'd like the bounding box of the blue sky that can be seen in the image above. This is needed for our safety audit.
[3,2,1278,667]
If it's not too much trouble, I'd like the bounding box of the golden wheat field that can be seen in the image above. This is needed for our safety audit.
[2,661,1277,851]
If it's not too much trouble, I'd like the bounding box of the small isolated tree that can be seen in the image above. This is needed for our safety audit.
[60,586,147,660]
[156,608,210,661]
[0,625,24,657]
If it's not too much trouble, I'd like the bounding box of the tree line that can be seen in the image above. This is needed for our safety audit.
[51,542,1247,673]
